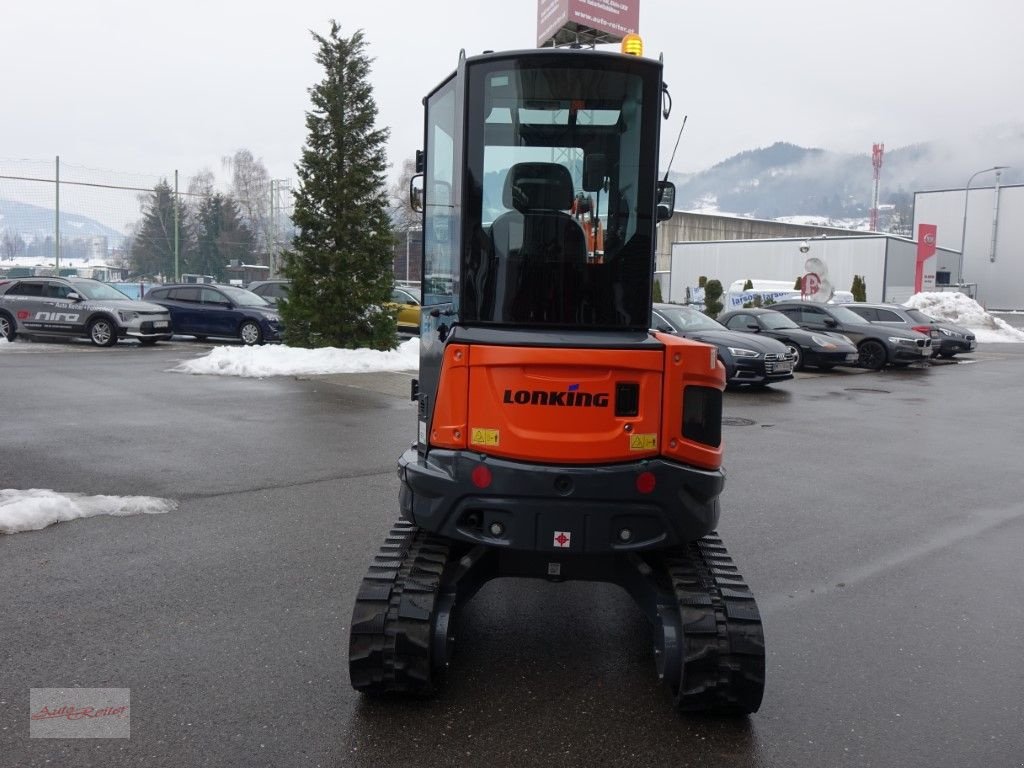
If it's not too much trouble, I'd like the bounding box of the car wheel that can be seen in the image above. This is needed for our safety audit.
[858,340,887,371]
[239,320,263,346]
[88,317,118,347]
[786,344,803,371]
[0,311,16,341]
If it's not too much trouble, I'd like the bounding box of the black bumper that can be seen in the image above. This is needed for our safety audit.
[806,349,859,367]
[728,357,793,385]
[890,344,931,363]
[397,448,724,554]
[934,338,976,356]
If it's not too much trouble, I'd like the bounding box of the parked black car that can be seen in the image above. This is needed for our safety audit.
[843,302,976,359]
[717,307,859,371]
[247,279,290,306]
[651,303,795,386]
[771,300,932,370]
[144,284,282,345]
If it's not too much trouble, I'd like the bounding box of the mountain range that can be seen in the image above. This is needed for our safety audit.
[667,125,1024,228]
[0,198,125,246]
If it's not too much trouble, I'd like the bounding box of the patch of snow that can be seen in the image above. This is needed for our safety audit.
[904,292,1024,343]
[174,337,421,377]
[0,489,176,534]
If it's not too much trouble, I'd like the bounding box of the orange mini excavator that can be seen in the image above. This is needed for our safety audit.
[348,41,765,714]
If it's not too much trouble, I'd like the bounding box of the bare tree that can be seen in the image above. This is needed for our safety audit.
[223,149,272,262]
[389,156,419,233]
[1,231,27,260]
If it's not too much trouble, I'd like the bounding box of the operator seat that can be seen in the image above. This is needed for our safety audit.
[489,162,587,324]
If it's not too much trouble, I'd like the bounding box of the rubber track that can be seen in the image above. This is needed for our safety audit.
[349,520,451,694]
[665,533,766,714]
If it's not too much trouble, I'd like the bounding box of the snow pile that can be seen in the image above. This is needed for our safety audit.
[0,489,177,534]
[904,292,1024,343]
[174,337,420,377]
[0,336,9,347]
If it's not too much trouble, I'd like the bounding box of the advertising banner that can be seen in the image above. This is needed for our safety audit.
[916,224,937,292]
[538,0,639,47]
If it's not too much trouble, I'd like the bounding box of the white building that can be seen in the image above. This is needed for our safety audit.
[668,235,959,307]
[913,183,1024,310]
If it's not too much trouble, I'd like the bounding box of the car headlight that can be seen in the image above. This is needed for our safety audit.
[727,347,761,358]
[810,334,838,349]
[834,334,855,345]
[118,311,140,322]
[939,328,961,338]
[889,336,918,346]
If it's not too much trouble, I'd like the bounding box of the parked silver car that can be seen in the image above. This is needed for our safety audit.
[843,302,976,359]
[0,277,172,346]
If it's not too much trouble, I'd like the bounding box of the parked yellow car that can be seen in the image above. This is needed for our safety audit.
[389,286,421,334]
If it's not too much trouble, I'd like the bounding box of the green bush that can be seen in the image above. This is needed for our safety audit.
[704,279,724,318]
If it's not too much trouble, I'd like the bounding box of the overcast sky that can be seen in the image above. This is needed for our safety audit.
[3,0,1023,189]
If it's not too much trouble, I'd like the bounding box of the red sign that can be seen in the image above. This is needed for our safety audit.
[802,272,821,297]
[537,0,639,46]
[916,224,937,292]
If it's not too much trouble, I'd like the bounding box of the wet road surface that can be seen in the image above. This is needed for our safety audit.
[1,338,1022,767]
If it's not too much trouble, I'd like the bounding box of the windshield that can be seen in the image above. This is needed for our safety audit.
[760,312,800,330]
[659,305,725,332]
[461,55,659,330]
[70,281,131,301]
[219,285,273,307]
[828,305,868,324]
[904,308,935,324]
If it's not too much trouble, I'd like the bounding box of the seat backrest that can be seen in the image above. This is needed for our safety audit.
[488,163,587,323]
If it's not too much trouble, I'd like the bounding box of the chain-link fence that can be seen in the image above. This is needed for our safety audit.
[0,157,295,284]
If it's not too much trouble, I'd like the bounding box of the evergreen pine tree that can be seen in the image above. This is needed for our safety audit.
[132,181,192,279]
[794,275,803,290]
[743,279,753,290]
[192,194,256,280]
[851,275,867,302]
[281,23,396,349]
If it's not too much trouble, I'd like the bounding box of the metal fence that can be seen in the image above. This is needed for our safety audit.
[0,157,294,283]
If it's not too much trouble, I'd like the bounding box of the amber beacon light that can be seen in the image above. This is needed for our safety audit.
[621,33,643,56]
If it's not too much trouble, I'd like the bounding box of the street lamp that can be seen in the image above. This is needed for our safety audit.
[957,165,1008,285]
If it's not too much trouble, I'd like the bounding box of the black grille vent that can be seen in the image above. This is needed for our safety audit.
[615,382,640,417]
[683,386,722,448]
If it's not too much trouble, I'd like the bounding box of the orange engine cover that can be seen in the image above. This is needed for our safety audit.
[428,336,724,470]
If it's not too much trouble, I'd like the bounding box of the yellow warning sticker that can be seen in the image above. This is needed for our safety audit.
[629,433,657,451]
[471,428,500,446]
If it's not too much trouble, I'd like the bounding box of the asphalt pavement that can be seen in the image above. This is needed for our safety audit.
[1,337,1023,768]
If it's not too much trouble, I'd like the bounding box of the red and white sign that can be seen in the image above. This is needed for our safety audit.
[801,272,821,297]
[916,223,938,292]
[553,531,572,548]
